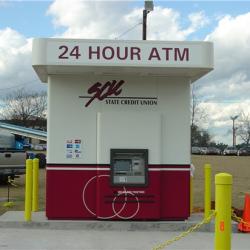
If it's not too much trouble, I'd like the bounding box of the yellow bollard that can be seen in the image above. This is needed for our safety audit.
[32,158,39,212]
[24,159,33,221]
[204,163,211,219]
[215,173,232,250]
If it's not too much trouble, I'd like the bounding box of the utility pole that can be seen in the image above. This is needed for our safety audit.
[142,0,154,40]
[231,115,239,147]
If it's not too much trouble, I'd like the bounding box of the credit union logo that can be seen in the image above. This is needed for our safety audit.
[79,80,158,107]
[79,80,124,107]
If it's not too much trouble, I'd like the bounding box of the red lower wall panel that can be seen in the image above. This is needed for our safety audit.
[46,165,190,220]
[160,171,190,220]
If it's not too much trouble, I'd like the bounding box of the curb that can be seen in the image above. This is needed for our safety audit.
[0,211,239,233]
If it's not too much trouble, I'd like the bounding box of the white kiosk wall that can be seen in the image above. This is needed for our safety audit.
[47,75,190,165]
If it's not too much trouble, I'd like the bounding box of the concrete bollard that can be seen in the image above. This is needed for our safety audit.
[215,173,232,250]
[204,163,211,219]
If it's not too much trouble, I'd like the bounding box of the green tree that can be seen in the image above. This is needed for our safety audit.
[191,124,211,147]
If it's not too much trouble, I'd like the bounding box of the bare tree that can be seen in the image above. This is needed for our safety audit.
[1,88,47,129]
[237,111,250,146]
[191,85,208,128]
[191,85,210,146]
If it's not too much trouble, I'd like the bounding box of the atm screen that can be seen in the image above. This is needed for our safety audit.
[114,159,131,172]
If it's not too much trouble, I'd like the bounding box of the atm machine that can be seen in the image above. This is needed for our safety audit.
[111,149,148,186]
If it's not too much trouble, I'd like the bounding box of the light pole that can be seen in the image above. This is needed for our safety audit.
[142,0,154,40]
[230,115,239,147]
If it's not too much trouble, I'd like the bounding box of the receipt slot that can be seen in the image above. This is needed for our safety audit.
[111,149,148,186]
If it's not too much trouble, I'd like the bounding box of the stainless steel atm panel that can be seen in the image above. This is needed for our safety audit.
[110,149,148,186]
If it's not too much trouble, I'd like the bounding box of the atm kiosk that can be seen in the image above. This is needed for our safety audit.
[32,39,213,220]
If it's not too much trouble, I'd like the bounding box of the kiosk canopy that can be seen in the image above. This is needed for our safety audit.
[32,39,213,83]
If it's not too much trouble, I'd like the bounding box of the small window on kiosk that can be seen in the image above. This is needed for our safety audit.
[110,149,148,186]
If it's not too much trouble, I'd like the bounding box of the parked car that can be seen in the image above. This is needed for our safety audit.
[200,147,208,155]
[206,147,221,155]
[223,147,238,156]
[33,144,46,151]
[191,146,201,154]
[238,147,250,156]
[0,131,26,183]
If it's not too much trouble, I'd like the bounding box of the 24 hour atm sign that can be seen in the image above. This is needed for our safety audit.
[51,42,190,64]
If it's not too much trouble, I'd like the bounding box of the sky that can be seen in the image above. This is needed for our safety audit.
[0,0,250,145]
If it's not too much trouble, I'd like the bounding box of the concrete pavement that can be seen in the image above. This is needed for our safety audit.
[0,228,250,250]
[0,211,249,250]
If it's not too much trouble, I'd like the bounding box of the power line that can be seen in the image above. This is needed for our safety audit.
[114,21,142,40]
